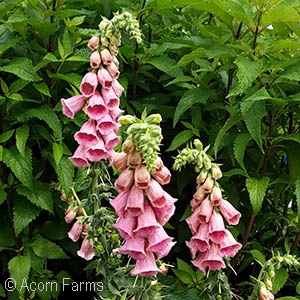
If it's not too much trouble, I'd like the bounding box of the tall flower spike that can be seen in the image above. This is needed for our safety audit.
[173,139,242,275]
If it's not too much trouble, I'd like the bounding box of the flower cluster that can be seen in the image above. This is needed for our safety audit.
[173,139,242,275]
[110,113,176,276]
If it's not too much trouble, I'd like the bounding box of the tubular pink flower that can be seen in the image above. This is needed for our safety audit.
[152,192,176,225]
[86,138,109,162]
[185,240,199,259]
[191,223,210,252]
[193,185,206,202]
[186,206,201,234]
[198,197,214,223]
[111,151,128,170]
[61,95,86,119]
[125,184,145,216]
[90,51,101,69]
[97,67,113,89]
[210,186,222,206]
[114,167,134,193]
[65,207,77,223]
[201,176,214,193]
[201,242,225,271]
[219,229,242,257]
[127,151,142,168]
[191,252,207,275]
[96,114,119,135]
[106,62,120,78]
[80,72,98,97]
[100,48,113,65]
[112,79,124,98]
[77,237,95,261]
[219,199,241,225]
[74,119,99,146]
[152,166,171,185]
[134,164,151,189]
[114,214,136,239]
[85,91,107,120]
[119,236,146,260]
[109,106,124,120]
[102,88,119,109]
[110,191,129,216]
[130,251,160,277]
[208,210,227,244]
[68,220,83,242]
[102,131,120,150]
[146,179,166,208]
[87,36,99,51]
[69,145,89,168]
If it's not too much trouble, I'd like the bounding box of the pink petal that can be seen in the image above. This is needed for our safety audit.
[61,95,86,119]
[80,72,98,97]
[130,251,160,277]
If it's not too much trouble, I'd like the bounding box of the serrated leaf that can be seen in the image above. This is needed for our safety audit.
[273,133,300,144]
[166,130,194,151]
[177,258,195,277]
[8,255,31,294]
[173,87,214,127]
[272,268,289,294]
[228,56,263,97]
[53,142,63,166]
[280,62,300,81]
[249,249,266,266]
[13,200,41,235]
[0,58,41,82]
[172,269,194,284]
[56,157,75,196]
[0,129,15,143]
[2,146,33,188]
[16,181,53,212]
[246,177,270,214]
[15,125,29,156]
[31,236,69,259]
[240,88,270,151]
[295,180,300,216]
[234,133,252,172]
[0,36,22,56]
[33,82,51,97]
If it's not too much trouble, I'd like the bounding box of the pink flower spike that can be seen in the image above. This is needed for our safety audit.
[119,236,146,260]
[192,223,210,252]
[210,186,222,206]
[146,179,166,208]
[74,119,99,146]
[85,91,107,120]
[77,238,95,261]
[186,205,201,234]
[86,138,109,162]
[69,145,89,168]
[87,36,99,51]
[130,251,160,277]
[106,61,120,79]
[219,229,242,257]
[68,221,83,242]
[134,202,160,237]
[102,88,119,109]
[61,95,86,119]
[97,67,113,89]
[80,72,98,97]
[208,210,226,243]
[114,214,136,239]
[153,192,176,225]
[125,184,145,216]
[96,114,118,136]
[90,51,101,69]
[153,166,171,185]
[134,164,151,189]
[103,131,120,150]
[114,167,134,193]
[111,151,128,170]
[219,199,241,225]
[198,197,214,223]
[110,191,129,216]
[201,242,225,271]
[112,79,124,98]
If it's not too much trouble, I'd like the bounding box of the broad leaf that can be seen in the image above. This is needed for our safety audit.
[172,269,194,285]
[246,177,270,214]
[279,61,300,81]
[249,249,266,266]
[15,124,29,156]
[233,133,252,172]
[0,129,15,143]
[56,157,75,196]
[272,268,289,294]
[53,142,63,166]
[166,130,194,151]
[177,48,206,66]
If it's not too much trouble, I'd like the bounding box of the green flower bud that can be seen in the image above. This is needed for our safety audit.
[145,114,162,124]
[118,115,136,125]
[193,139,203,151]
[96,244,105,254]
[97,227,104,234]
[111,233,119,241]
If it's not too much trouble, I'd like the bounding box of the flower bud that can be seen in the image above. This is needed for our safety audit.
[89,51,101,69]
[87,36,99,50]
[112,151,128,170]
[145,114,162,124]
[118,115,136,125]
[265,279,272,290]
[98,19,110,31]
[134,164,151,188]
[197,170,208,184]
[127,150,142,168]
[122,139,135,154]
[211,163,222,180]
[193,139,203,150]
[100,48,113,65]
[201,176,214,193]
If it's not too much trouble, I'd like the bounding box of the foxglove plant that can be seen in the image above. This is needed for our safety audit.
[173,139,242,275]
[110,111,176,277]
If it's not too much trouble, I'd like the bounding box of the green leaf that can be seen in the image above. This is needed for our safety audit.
[279,62,300,81]
[15,125,29,156]
[33,82,51,97]
[8,255,31,294]
[233,133,252,172]
[173,87,214,127]
[0,36,22,56]
[177,48,206,66]
[2,146,33,188]
[296,281,300,295]
[228,56,263,97]
[249,249,266,266]
[31,236,69,259]
[13,200,41,235]
[0,284,5,297]
[294,180,300,216]
[246,177,270,215]
[56,157,74,196]
[0,129,15,143]
[272,268,289,294]
[177,258,195,277]
[172,269,194,285]
[16,181,53,212]
[240,88,270,151]
[0,78,8,94]
[53,142,63,166]
[276,297,299,300]
[0,58,41,82]
[166,130,194,151]
[273,133,300,144]
[0,189,6,205]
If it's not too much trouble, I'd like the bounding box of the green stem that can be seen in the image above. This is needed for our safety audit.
[71,186,88,217]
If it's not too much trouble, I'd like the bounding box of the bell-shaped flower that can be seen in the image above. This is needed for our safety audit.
[146,179,166,208]
[100,48,113,65]
[74,119,99,146]
[110,191,129,217]
[90,51,101,69]
[190,198,201,211]
[152,166,171,185]
[77,237,95,261]
[68,220,83,242]
[125,184,145,216]
[69,145,89,168]
[193,185,206,202]
[134,202,160,237]
[208,210,226,244]
[134,164,151,189]
[114,167,134,193]
[86,138,109,162]
[130,251,160,277]
[112,79,124,98]
[106,61,120,78]
[85,91,107,120]
[191,252,207,275]
[114,214,136,239]
[146,226,175,259]
[154,156,164,171]
[87,36,99,51]
[153,192,176,226]
[80,72,98,97]
[102,88,119,109]
[219,229,242,257]
[127,150,142,168]
[103,131,120,150]
[210,186,222,206]
[201,176,214,194]
[198,197,214,224]
[191,223,210,252]
[109,106,124,120]
[219,199,241,225]
[186,205,202,234]
[96,114,119,136]
[111,151,128,170]
[186,240,199,259]
[98,67,113,89]
[61,95,86,119]
[119,235,146,260]
[201,242,225,271]
[65,205,77,223]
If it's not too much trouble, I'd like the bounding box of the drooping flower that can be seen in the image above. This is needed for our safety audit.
[130,251,160,277]
[77,237,95,261]
[68,220,83,242]
[61,95,86,119]
[219,199,241,225]
[80,71,98,97]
